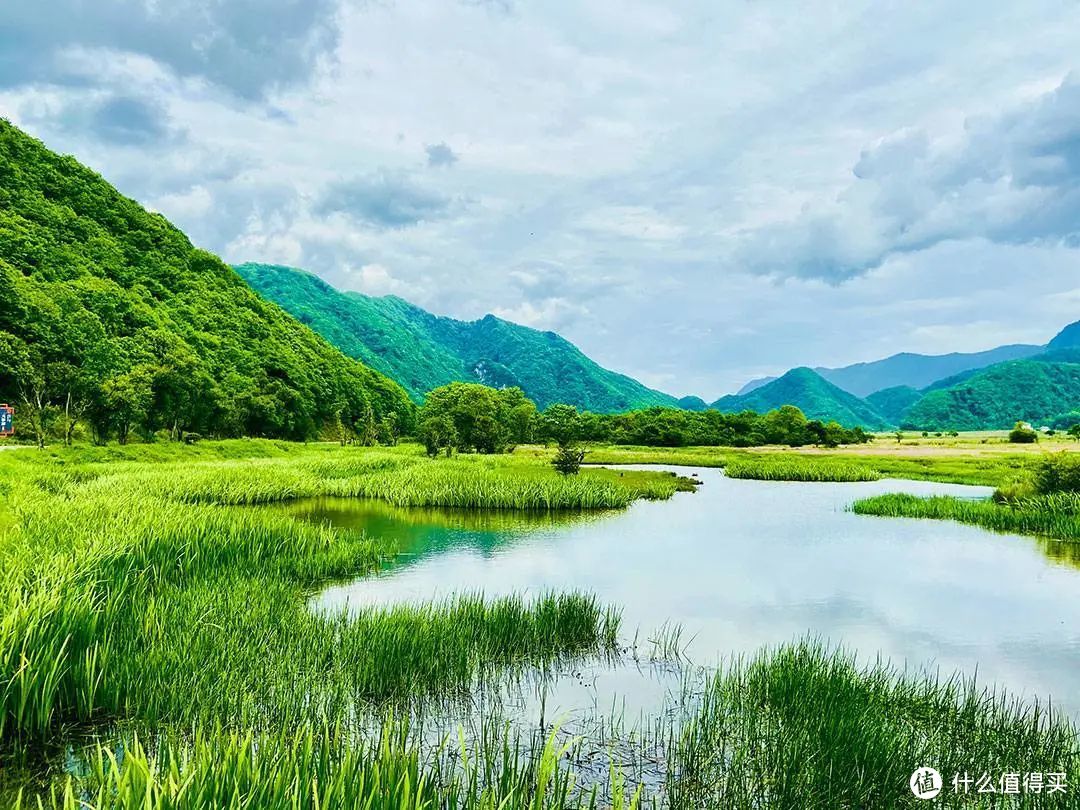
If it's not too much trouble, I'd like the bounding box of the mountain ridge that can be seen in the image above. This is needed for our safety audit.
[0,120,413,442]
[713,367,890,430]
[236,262,680,412]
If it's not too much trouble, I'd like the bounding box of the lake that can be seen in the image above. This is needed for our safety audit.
[282,466,1080,721]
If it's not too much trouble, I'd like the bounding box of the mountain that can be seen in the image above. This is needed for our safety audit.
[1048,320,1080,352]
[866,386,923,425]
[712,368,890,429]
[902,358,1080,431]
[738,344,1045,398]
[737,376,777,395]
[676,395,709,411]
[0,120,413,441]
[236,263,679,412]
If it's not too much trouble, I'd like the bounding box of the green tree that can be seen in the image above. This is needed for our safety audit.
[539,404,581,446]
[552,443,586,475]
[102,366,155,444]
[419,415,457,458]
[1009,421,1038,444]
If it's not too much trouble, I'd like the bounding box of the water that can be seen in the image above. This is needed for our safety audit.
[285,467,1080,718]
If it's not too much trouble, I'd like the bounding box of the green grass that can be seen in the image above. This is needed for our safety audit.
[852,493,1080,542]
[575,443,1037,486]
[724,458,881,482]
[670,640,1080,808]
[3,439,1079,806]
[0,443,684,750]
[18,720,648,810]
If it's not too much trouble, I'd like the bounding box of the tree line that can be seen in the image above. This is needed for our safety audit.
[416,383,871,456]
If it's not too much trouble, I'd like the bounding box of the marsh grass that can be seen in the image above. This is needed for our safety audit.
[0,445,668,749]
[852,493,1080,542]
[669,641,1080,809]
[18,720,647,810]
[724,458,881,482]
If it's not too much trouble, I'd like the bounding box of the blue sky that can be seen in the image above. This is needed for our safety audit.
[2,1,1079,399]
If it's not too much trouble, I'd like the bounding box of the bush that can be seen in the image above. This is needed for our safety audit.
[552,444,586,475]
[1008,422,1038,444]
[1033,453,1080,494]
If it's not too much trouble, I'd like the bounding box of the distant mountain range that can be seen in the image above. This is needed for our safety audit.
[727,321,1080,431]
[241,261,1080,431]
[236,263,680,412]
[737,343,1045,398]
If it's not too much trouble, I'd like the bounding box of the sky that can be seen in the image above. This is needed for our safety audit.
[2,1,1079,399]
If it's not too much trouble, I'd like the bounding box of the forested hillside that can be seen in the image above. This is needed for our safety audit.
[713,367,890,429]
[0,121,413,444]
[237,262,679,412]
[902,359,1080,430]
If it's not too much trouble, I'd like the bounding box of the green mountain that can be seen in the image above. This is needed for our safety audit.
[866,386,923,425]
[236,263,679,412]
[712,367,890,429]
[739,344,1044,398]
[1048,320,1080,352]
[676,395,708,411]
[0,120,413,442]
[902,358,1080,431]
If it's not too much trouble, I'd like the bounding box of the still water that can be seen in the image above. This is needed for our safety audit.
[284,467,1080,718]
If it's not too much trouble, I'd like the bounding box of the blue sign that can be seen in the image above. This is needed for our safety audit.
[0,404,13,436]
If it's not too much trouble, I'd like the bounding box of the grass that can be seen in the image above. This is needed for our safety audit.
[576,442,1038,486]
[3,438,1079,805]
[852,492,1080,542]
[670,640,1080,809]
[0,443,683,750]
[18,721,643,810]
[724,458,881,482]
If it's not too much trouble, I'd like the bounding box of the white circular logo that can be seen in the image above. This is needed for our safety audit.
[910,767,943,800]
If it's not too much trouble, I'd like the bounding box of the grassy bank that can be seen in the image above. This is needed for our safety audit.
[853,492,1080,542]
[671,641,1079,808]
[579,442,1038,486]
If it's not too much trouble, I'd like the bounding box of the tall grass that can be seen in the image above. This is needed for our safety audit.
[724,458,881,482]
[0,447,653,747]
[18,721,645,810]
[852,493,1080,542]
[669,640,1080,808]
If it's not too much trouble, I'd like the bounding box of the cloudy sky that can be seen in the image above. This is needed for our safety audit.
[2,1,1080,398]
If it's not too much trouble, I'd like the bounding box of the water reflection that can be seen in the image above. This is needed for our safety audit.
[291,468,1080,717]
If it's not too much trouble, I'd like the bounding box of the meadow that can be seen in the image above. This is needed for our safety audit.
[1,438,1078,806]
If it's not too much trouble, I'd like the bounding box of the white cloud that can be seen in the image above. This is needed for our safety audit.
[345,263,418,298]
[5,0,1080,396]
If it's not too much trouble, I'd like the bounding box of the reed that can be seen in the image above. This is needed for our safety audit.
[669,640,1080,808]
[724,458,881,482]
[852,493,1080,541]
[17,721,645,810]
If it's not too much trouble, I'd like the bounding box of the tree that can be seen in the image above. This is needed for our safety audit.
[419,415,457,457]
[539,404,581,446]
[894,430,904,443]
[378,413,399,446]
[418,382,532,454]
[552,443,586,475]
[101,366,155,444]
[1009,421,1038,444]
[1068,424,1080,441]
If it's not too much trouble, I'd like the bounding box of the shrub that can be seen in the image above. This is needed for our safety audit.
[552,444,586,475]
[1033,453,1080,494]
[1008,422,1038,444]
